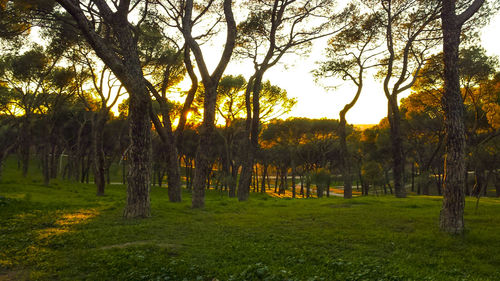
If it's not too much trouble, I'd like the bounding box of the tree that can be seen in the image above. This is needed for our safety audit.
[37,68,78,186]
[139,21,186,203]
[374,0,442,198]
[75,55,123,196]
[177,0,237,208]
[315,9,382,198]
[54,0,154,218]
[0,90,17,181]
[413,48,499,196]
[401,92,445,195]
[236,0,350,201]
[440,0,486,234]
[0,47,60,177]
[261,118,340,197]
[0,0,35,40]
[216,75,247,196]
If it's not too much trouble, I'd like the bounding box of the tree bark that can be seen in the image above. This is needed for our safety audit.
[192,129,212,208]
[439,0,485,234]
[123,83,151,218]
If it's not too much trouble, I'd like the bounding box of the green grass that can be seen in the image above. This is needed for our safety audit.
[1,161,500,280]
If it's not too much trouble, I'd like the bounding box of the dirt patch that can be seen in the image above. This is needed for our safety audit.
[0,269,30,281]
[100,241,182,250]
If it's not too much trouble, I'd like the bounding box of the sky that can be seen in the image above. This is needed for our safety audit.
[26,4,498,126]
[213,12,500,125]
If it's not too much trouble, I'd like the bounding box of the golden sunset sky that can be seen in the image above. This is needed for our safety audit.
[166,13,500,126]
[223,14,500,125]
[27,4,497,126]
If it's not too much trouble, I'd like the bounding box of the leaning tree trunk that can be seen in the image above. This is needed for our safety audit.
[439,21,466,234]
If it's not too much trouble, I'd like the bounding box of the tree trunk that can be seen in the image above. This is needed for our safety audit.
[317,184,323,198]
[306,174,311,198]
[261,164,267,193]
[411,162,415,192]
[274,168,279,193]
[238,140,254,200]
[436,171,443,195]
[0,152,5,183]
[266,168,271,191]
[123,82,152,218]
[239,71,265,201]
[384,169,394,195]
[281,168,288,195]
[165,140,182,202]
[326,178,330,197]
[93,112,107,196]
[300,174,304,197]
[192,85,218,208]
[439,2,466,234]
[42,145,50,186]
[465,167,470,196]
[495,171,500,197]
[0,142,16,182]
[229,163,238,197]
[339,116,352,199]
[388,102,406,198]
[122,158,126,185]
[254,164,259,192]
[19,119,30,177]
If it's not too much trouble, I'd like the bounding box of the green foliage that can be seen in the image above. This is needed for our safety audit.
[9,49,48,80]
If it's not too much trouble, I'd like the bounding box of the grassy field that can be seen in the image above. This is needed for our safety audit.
[1,162,500,280]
